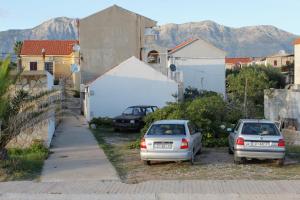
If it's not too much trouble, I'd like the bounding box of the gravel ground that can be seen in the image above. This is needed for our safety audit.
[96,128,300,183]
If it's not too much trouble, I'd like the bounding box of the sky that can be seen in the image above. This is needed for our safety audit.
[1,0,300,35]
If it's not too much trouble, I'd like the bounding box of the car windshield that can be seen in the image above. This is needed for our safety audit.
[122,107,142,115]
[241,123,280,136]
[147,124,186,136]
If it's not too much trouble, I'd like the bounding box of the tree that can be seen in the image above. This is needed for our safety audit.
[13,41,23,72]
[227,67,270,118]
[13,41,23,57]
[0,57,62,160]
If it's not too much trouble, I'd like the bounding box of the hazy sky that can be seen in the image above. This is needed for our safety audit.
[1,0,300,35]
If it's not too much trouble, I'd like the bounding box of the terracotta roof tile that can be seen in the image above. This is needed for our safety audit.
[169,38,198,54]
[295,38,300,45]
[225,57,253,64]
[21,40,78,56]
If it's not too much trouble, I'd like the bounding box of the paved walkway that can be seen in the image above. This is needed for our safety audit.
[40,115,119,182]
[0,180,299,199]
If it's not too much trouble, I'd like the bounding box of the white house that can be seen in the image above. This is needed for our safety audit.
[84,56,178,120]
[168,38,226,97]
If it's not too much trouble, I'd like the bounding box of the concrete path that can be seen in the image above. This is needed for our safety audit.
[0,180,299,199]
[40,115,119,182]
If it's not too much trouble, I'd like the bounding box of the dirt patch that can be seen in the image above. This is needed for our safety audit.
[94,128,300,183]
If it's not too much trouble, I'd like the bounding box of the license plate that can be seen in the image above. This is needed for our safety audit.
[154,143,172,149]
[250,142,271,147]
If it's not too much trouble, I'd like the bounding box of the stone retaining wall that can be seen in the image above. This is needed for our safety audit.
[283,129,300,146]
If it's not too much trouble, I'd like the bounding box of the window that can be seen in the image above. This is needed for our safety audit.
[241,123,280,136]
[188,122,196,135]
[30,62,37,71]
[274,60,277,66]
[147,124,186,136]
[234,121,241,132]
[147,50,160,64]
[45,62,53,75]
[286,60,290,65]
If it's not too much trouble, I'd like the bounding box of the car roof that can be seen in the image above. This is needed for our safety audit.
[128,105,157,108]
[239,119,275,124]
[153,120,189,125]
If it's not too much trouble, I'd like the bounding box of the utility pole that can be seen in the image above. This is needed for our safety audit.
[243,78,248,118]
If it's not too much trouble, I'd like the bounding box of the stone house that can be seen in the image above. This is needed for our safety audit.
[225,57,253,69]
[20,40,80,90]
[265,50,294,68]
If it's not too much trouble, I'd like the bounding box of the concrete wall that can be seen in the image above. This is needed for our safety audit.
[295,44,300,85]
[168,39,226,97]
[264,89,300,128]
[84,57,177,120]
[79,5,156,84]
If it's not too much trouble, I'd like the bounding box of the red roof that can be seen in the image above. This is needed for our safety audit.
[169,38,198,54]
[295,38,300,45]
[21,40,78,56]
[225,57,252,64]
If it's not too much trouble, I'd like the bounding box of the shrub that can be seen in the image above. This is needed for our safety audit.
[89,117,113,128]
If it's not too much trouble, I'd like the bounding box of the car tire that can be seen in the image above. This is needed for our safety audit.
[234,154,244,164]
[143,160,151,165]
[190,150,195,165]
[275,158,284,167]
[228,147,234,154]
[196,144,202,155]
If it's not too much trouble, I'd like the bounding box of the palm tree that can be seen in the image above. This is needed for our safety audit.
[13,41,23,57]
[13,41,23,72]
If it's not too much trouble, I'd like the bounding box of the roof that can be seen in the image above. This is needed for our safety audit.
[168,38,198,54]
[295,38,300,45]
[86,56,177,86]
[153,120,189,125]
[225,57,253,64]
[21,40,78,56]
[239,119,274,124]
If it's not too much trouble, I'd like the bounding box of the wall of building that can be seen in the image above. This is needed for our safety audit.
[169,39,226,97]
[79,5,156,84]
[84,57,177,120]
[264,89,300,129]
[265,55,294,68]
[295,44,300,85]
[21,55,73,78]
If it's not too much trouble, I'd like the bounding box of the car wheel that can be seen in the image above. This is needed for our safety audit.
[114,128,120,132]
[143,160,151,165]
[196,144,202,155]
[190,150,195,165]
[228,147,233,154]
[275,158,284,167]
[234,154,244,164]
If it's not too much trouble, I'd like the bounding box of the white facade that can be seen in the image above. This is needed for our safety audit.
[84,56,178,120]
[168,39,226,97]
[295,43,300,85]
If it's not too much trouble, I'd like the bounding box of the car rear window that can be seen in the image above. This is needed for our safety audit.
[241,123,280,136]
[147,124,186,136]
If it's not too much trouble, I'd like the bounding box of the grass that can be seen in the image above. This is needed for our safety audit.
[0,142,49,181]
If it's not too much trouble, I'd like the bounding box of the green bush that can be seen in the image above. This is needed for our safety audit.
[89,117,113,128]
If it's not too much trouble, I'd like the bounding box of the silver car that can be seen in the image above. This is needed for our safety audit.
[140,120,202,165]
[228,119,286,165]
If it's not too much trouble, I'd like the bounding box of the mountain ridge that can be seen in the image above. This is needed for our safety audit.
[0,17,298,57]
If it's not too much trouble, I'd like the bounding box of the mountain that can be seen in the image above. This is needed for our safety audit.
[0,17,298,57]
[0,17,77,58]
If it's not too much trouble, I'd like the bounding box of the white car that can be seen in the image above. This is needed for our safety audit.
[140,120,202,165]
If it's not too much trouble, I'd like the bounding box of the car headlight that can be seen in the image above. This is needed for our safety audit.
[130,120,135,124]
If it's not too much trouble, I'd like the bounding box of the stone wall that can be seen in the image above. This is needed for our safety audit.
[264,88,300,129]
[283,129,300,146]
